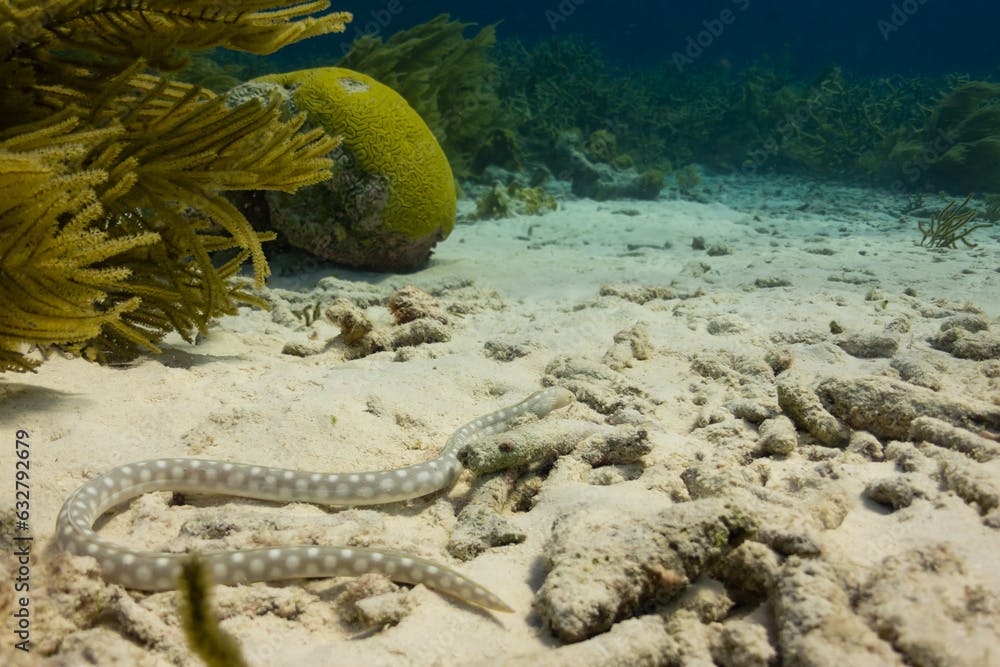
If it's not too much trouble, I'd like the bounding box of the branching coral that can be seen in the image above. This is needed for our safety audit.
[494,35,671,169]
[0,1,351,371]
[918,194,992,249]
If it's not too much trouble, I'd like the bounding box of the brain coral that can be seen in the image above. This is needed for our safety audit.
[254,67,456,271]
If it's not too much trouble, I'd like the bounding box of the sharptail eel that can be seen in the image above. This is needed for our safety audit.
[56,387,574,612]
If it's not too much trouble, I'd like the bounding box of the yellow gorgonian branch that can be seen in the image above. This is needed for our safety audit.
[0,1,351,370]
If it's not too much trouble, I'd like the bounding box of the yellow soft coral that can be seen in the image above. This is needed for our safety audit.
[0,1,350,370]
[257,67,456,242]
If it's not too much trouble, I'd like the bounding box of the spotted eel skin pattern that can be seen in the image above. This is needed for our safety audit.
[56,387,574,612]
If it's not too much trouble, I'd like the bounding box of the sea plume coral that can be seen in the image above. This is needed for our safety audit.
[0,1,352,371]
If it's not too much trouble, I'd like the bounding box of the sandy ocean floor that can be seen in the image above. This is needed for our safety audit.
[2,173,999,666]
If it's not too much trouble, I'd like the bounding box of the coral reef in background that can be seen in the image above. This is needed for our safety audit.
[765,67,903,177]
[896,81,1000,192]
[475,182,558,219]
[490,35,760,176]
[0,0,350,371]
[494,35,672,172]
[247,67,456,272]
[490,38,984,193]
[693,65,936,180]
[550,129,666,201]
[243,23,992,198]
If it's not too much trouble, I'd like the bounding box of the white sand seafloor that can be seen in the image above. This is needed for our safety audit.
[2,173,999,666]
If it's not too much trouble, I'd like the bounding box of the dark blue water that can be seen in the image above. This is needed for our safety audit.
[302,0,997,77]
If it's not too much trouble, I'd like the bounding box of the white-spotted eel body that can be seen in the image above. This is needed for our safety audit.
[56,387,574,612]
